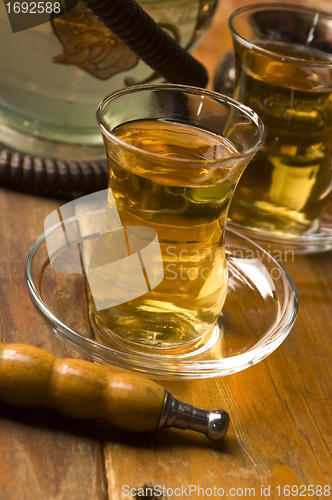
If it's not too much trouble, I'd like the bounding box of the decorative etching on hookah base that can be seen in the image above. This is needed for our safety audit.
[51,0,217,82]
[51,3,139,80]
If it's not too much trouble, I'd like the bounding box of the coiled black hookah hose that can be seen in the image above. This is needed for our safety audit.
[0,149,108,196]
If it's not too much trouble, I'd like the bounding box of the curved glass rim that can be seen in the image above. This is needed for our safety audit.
[229,2,332,67]
[96,83,266,166]
[25,219,298,379]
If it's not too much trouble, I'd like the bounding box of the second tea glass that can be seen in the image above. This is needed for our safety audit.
[228,3,332,237]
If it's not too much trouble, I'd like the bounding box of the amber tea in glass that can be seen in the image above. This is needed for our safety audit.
[228,4,332,235]
[89,84,264,350]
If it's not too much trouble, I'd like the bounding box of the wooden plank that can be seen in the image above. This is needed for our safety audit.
[0,189,107,500]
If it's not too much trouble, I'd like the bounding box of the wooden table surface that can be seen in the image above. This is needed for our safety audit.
[1,1,332,499]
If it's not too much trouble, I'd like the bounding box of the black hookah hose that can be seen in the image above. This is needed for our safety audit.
[0,149,108,195]
[79,0,208,88]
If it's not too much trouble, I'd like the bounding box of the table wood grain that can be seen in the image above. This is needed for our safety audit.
[1,1,332,499]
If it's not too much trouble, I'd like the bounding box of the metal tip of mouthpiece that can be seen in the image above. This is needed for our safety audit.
[157,390,230,441]
[205,409,230,441]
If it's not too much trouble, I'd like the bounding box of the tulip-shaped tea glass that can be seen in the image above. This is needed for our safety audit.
[87,84,265,352]
[228,3,332,237]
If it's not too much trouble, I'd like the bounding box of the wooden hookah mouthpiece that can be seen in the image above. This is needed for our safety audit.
[0,342,229,441]
[79,0,209,88]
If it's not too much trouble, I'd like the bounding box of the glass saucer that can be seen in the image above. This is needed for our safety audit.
[25,212,298,380]
[228,190,332,255]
